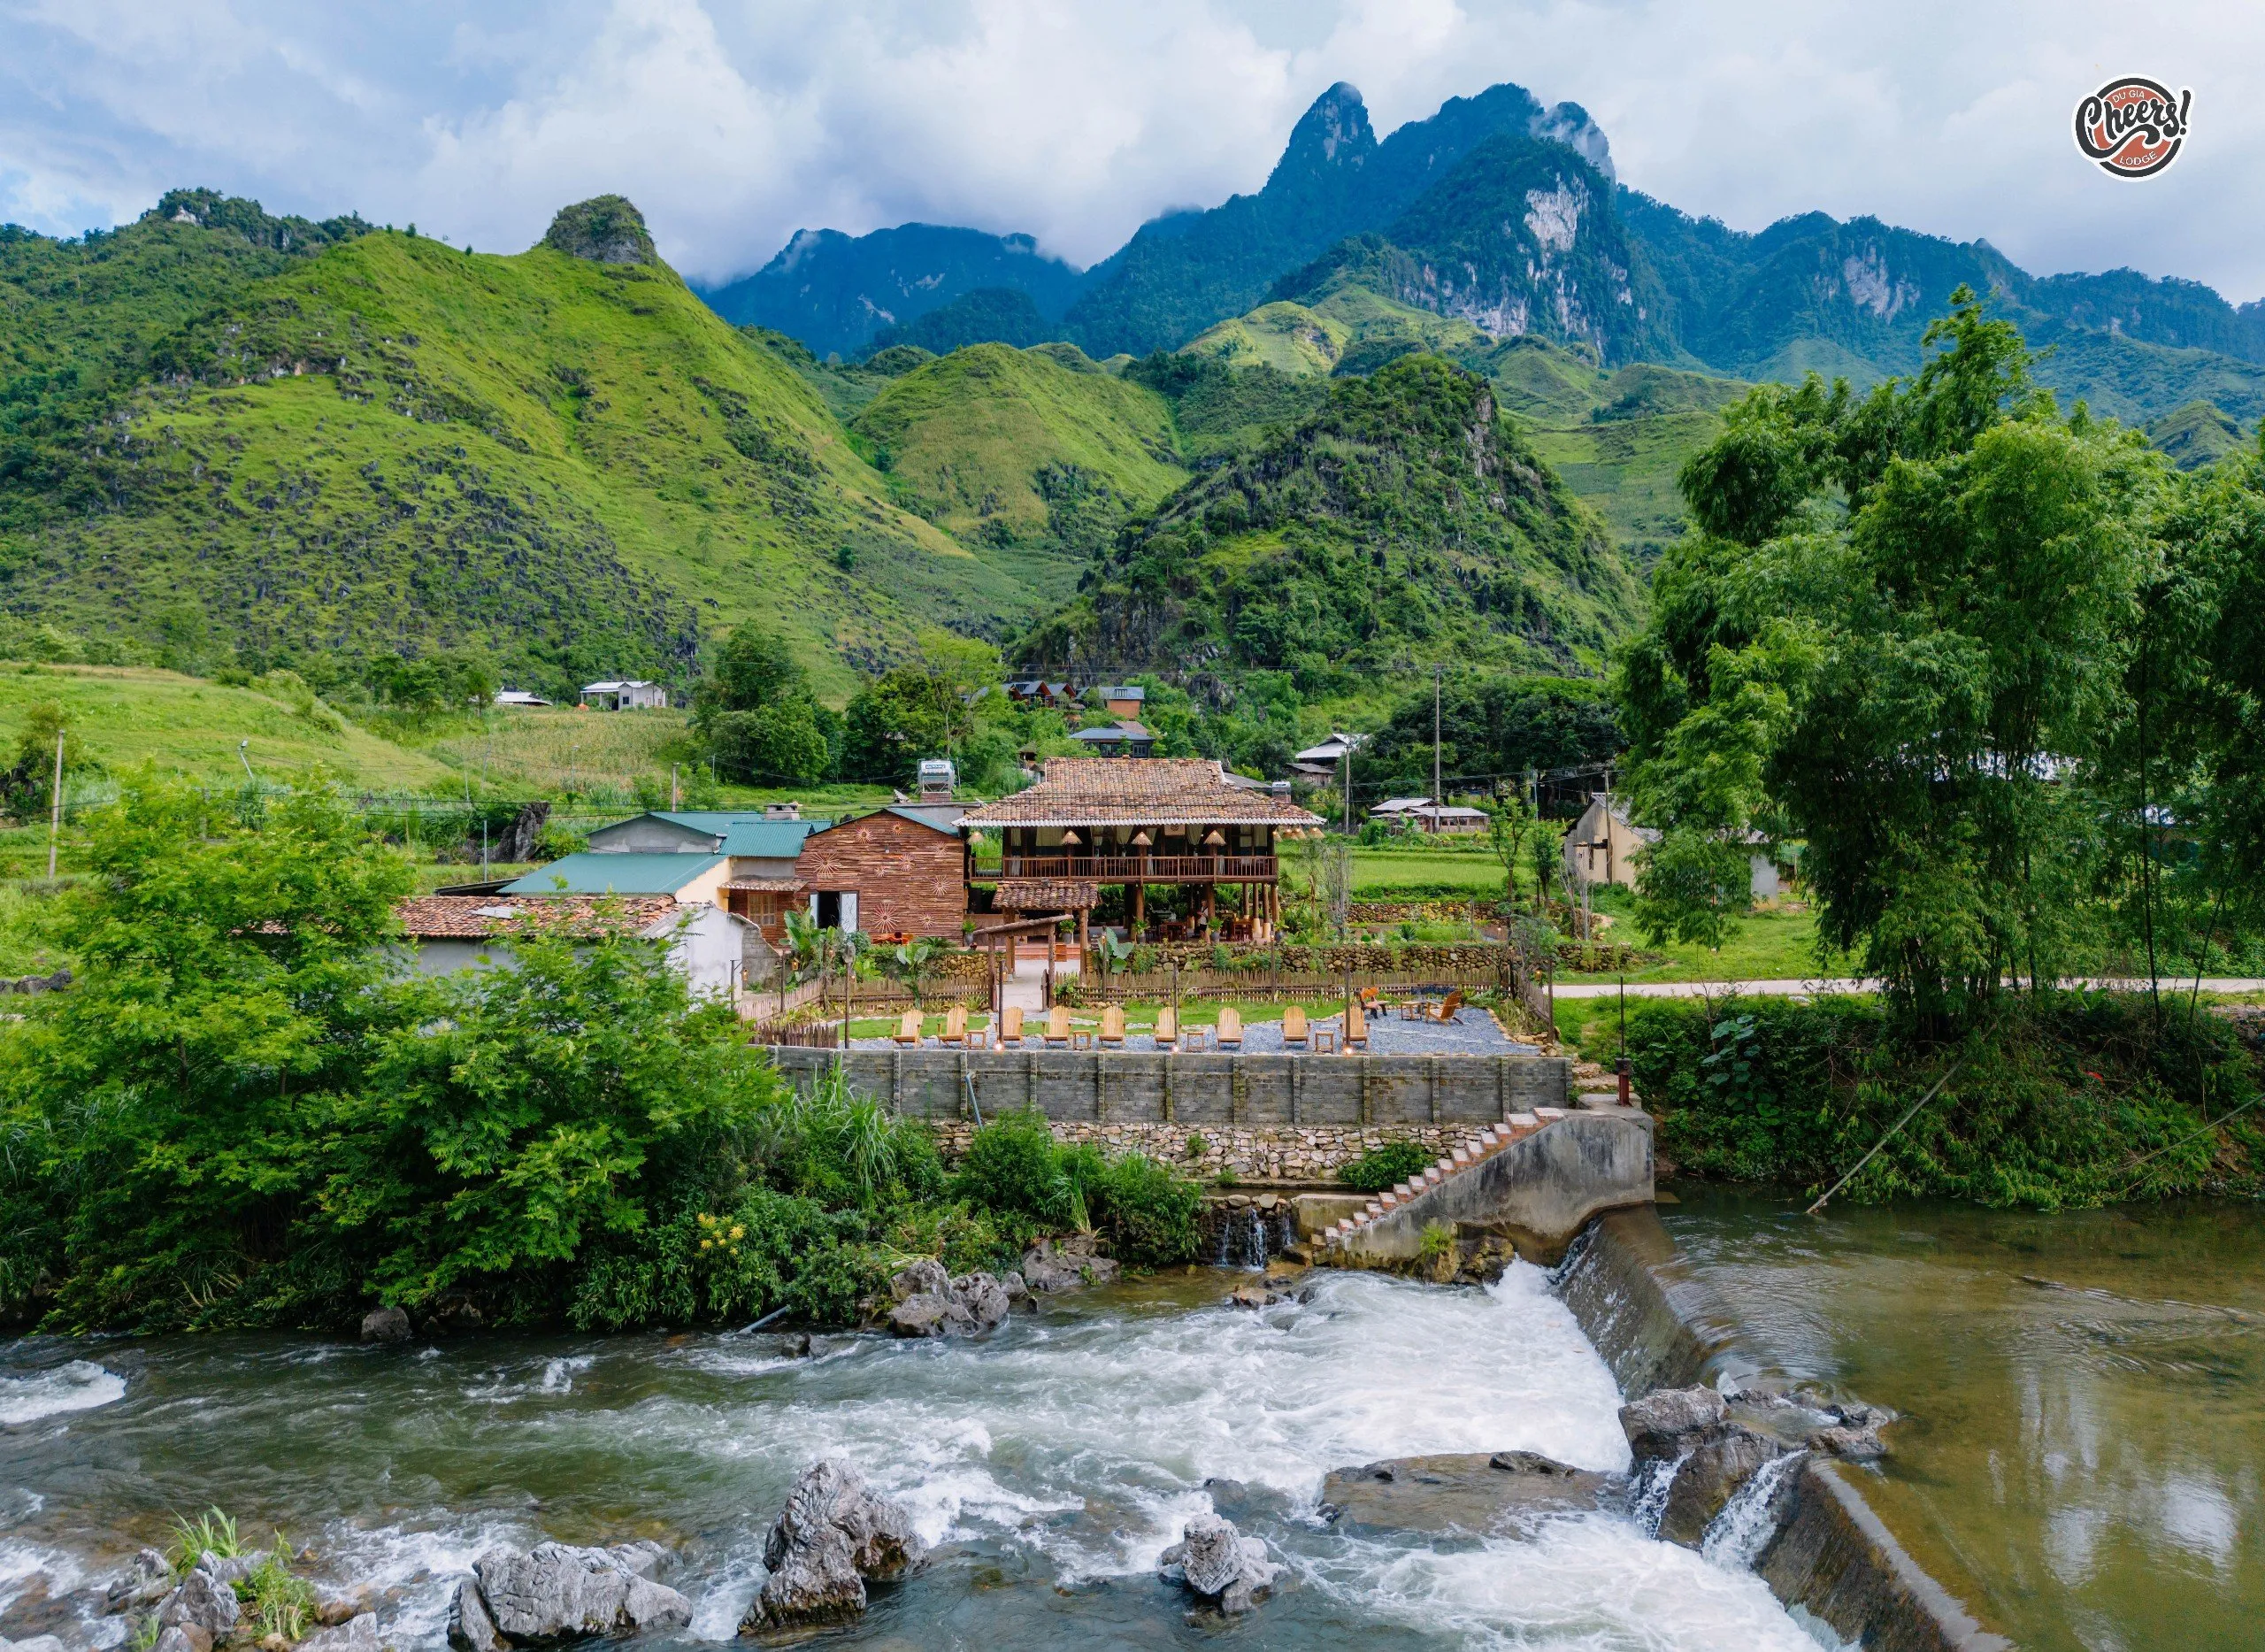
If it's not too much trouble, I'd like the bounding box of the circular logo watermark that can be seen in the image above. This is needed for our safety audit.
[2074,77,2192,179]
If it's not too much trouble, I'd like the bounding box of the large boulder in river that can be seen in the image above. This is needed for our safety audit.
[1157,1512,1277,1615]
[157,1567,241,1637]
[1021,1237,1117,1295]
[885,1264,1012,1338]
[296,1614,381,1652]
[1619,1386,1728,1460]
[743,1458,924,1632]
[1319,1451,1616,1536]
[447,1541,687,1650]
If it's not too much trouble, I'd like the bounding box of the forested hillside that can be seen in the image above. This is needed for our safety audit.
[0,196,1038,699]
[1017,353,1639,682]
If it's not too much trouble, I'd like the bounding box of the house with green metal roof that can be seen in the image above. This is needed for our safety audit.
[501,853,730,905]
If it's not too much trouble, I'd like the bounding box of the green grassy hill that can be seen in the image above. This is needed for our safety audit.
[1018,353,1641,681]
[1,197,1040,701]
[848,343,1187,594]
[0,664,451,789]
[1171,282,1743,563]
[2146,401,2250,471]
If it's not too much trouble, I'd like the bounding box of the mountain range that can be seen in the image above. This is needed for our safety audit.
[2,78,2258,705]
[707,80,2265,428]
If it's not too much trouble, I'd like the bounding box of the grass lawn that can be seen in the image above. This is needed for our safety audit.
[0,664,453,792]
[1558,890,1847,985]
[1345,845,1508,895]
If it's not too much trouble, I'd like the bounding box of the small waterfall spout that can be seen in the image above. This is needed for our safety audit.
[1701,1449,1806,1570]
[1629,1447,1692,1538]
[1214,1208,1294,1270]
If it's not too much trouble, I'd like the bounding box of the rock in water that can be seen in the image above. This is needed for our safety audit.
[745,1458,923,1631]
[150,1629,209,1652]
[1657,1427,1787,1548]
[1020,1239,1119,1295]
[951,1272,1010,1333]
[111,1548,174,1609]
[887,1269,1011,1338]
[157,1569,241,1636]
[1156,1512,1276,1615]
[295,1614,380,1652]
[888,1260,949,1302]
[1619,1386,1729,1460]
[457,1543,689,1646]
[448,1579,501,1652]
[361,1307,412,1343]
[1319,1452,1614,1535]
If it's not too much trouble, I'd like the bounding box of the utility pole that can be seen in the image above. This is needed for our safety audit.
[671,763,680,809]
[46,730,63,880]
[1432,665,1443,818]
[1342,735,1353,834]
[238,740,255,783]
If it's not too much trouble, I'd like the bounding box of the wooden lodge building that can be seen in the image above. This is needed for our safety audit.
[957,757,1323,945]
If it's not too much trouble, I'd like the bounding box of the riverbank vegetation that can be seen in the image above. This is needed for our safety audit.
[0,778,1199,1333]
[1617,994,2263,1209]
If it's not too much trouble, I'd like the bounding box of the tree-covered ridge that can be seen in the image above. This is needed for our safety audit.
[1,189,371,492]
[0,203,1043,699]
[848,342,1188,588]
[1018,353,1640,683]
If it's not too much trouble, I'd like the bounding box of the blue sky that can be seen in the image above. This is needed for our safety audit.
[3,0,2257,300]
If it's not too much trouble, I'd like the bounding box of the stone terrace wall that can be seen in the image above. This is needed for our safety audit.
[926,1120,1499,1183]
[764,1047,1570,1127]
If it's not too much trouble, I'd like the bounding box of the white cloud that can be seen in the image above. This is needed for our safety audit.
[0,0,2259,300]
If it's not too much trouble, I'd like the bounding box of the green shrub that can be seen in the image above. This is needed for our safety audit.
[1340,1140,1436,1193]
[950,1110,1071,1224]
[236,1552,316,1640]
[1091,1153,1202,1267]
[1636,993,2265,1208]
[166,1509,242,1575]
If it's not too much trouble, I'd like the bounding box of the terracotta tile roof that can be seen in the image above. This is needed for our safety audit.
[957,759,1324,827]
[395,894,680,940]
[993,878,1100,911]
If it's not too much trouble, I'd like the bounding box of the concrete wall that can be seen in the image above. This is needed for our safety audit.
[589,818,719,853]
[764,1047,1570,1124]
[1555,1207,2011,1652]
[1337,1112,1655,1262]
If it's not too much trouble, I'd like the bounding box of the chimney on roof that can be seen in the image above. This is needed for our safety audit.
[764,801,801,820]
[1270,780,1291,799]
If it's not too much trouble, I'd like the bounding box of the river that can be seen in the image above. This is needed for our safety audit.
[1662,1190,2265,1652]
[0,1266,1817,1651]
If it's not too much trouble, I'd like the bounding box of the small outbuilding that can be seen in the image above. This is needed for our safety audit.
[581,680,669,711]
[394,894,754,1002]
[795,806,971,940]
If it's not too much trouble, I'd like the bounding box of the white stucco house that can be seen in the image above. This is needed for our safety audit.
[581,680,669,711]
[1562,793,1789,898]
[395,893,755,1002]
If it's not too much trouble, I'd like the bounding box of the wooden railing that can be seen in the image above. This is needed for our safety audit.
[993,853,1278,883]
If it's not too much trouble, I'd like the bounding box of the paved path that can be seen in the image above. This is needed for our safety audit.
[1549,976,2265,999]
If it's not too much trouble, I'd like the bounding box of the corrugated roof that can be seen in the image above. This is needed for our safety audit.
[957,759,1324,827]
[589,812,828,858]
[502,853,725,895]
[397,894,680,940]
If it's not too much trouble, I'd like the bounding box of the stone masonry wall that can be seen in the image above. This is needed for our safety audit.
[925,1120,1499,1183]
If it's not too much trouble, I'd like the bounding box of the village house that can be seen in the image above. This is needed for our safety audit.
[1370,795,1491,834]
[1004,679,1073,707]
[1562,793,1789,896]
[1068,719,1156,757]
[794,806,970,940]
[1094,684,1146,718]
[586,811,828,944]
[1291,730,1364,780]
[491,688,552,707]
[580,679,669,710]
[394,894,755,1001]
[957,757,1322,946]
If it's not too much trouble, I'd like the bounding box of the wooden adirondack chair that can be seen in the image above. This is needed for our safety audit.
[1345,1001,1370,1048]
[1217,1007,1244,1049]
[1423,990,1464,1024]
[892,1010,922,1046]
[1044,1006,1071,1046]
[1100,1004,1126,1047]
[940,1005,968,1046]
[1282,1005,1309,1047]
[1155,1006,1179,1049]
[1000,1005,1025,1045]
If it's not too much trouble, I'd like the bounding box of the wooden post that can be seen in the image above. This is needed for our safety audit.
[1046,925,1056,1010]
[1131,879,1144,927]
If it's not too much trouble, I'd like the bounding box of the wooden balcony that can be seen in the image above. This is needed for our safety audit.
[987,853,1278,885]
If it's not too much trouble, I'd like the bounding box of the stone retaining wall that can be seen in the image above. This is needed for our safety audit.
[925,1120,1495,1183]
[764,1047,1570,1126]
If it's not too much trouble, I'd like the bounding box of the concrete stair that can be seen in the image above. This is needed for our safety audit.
[1319,1108,1570,1252]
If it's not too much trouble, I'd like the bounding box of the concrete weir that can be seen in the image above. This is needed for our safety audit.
[1326,1108,1655,1264]
[1555,1209,2015,1652]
